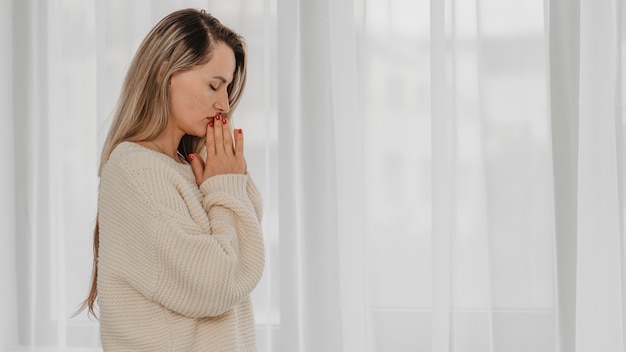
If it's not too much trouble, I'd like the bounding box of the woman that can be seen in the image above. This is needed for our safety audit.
[80,8,265,351]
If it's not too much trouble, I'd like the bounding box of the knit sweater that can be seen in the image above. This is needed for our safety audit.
[97,141,265,352]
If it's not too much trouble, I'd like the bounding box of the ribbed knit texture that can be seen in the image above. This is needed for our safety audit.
[98,142,264,351]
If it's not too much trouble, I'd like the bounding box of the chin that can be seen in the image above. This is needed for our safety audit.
[188,127,207,138]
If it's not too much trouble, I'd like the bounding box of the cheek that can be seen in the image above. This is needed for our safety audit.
[170,84,206,117]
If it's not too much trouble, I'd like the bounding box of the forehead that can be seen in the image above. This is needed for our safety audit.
[194,41,236,82]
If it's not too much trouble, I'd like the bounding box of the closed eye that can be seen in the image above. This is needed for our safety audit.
[212,76,231,89]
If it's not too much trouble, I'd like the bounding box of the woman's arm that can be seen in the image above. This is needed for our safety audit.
[152,174,265,317]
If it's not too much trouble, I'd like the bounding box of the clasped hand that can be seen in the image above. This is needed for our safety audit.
[188,114,246,185]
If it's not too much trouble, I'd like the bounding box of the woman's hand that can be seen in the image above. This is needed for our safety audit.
[189,114,246,185]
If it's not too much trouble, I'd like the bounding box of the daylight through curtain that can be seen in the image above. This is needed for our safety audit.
[2,0,625,351]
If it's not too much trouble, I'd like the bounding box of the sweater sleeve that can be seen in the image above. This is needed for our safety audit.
[100,151,264,318]
[151,174,265,317]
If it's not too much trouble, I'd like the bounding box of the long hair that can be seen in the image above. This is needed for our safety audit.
[78,8,248,318]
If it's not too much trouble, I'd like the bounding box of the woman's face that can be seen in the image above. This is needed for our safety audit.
[168,41,236,138]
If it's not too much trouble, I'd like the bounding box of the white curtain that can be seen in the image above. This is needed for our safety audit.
[2,0,625,351]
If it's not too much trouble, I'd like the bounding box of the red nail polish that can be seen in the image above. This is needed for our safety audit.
[209,121,214,127]
[215,114,221,120]
[238,129,243,134]
[222,118,227,124]
[187,154,195,162]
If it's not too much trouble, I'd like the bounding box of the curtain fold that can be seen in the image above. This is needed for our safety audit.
[549,0,626,350]
[12,0,50,348]
[548,0,580,350]
[0,0,17,349]
[277,0,345,350]
[276,0,303,350]
[430,0,455,349]
[576,0,624,350]
[327,0,369,350]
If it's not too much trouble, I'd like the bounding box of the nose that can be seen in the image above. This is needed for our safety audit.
[214,90,230,114]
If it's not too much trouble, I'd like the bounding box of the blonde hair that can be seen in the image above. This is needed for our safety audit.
[79,8,247,318]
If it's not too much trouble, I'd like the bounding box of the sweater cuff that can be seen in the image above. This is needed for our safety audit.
[200,174,249,199]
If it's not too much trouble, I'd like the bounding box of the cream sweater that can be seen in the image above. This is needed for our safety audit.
[97,142,264,351]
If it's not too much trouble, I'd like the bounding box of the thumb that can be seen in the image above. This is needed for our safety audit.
[187,153,205,185]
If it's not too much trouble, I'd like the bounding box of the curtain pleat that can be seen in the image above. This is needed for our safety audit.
[0,0,17,349]
[277,0,345,350]
[327,0,370,350]
[548,0,580,350]
[430,0,455,349]
[576,0,624,350]
[276,0,303,349]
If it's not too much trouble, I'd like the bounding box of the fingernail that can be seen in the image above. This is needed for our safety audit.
[215,114,221,120]
[238,129,243,134]
[187,154,195,162]
[222,118,227,124]
[209,121,214,127]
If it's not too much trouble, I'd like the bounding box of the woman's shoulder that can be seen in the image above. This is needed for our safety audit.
[103,142,165,180]
[101,142,199,215]
[101,141,155,183]
[104,141,194,187]
[109,141,156,164]
[107,141,182,171]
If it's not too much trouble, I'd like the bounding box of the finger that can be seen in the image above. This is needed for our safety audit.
[205,118,216,155]
[187,153,206,185]
[213,114,225,154]
[221,117,234,155]
[234,128,244,157]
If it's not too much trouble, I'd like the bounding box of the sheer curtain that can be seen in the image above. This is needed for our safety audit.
[2,0,625,351]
